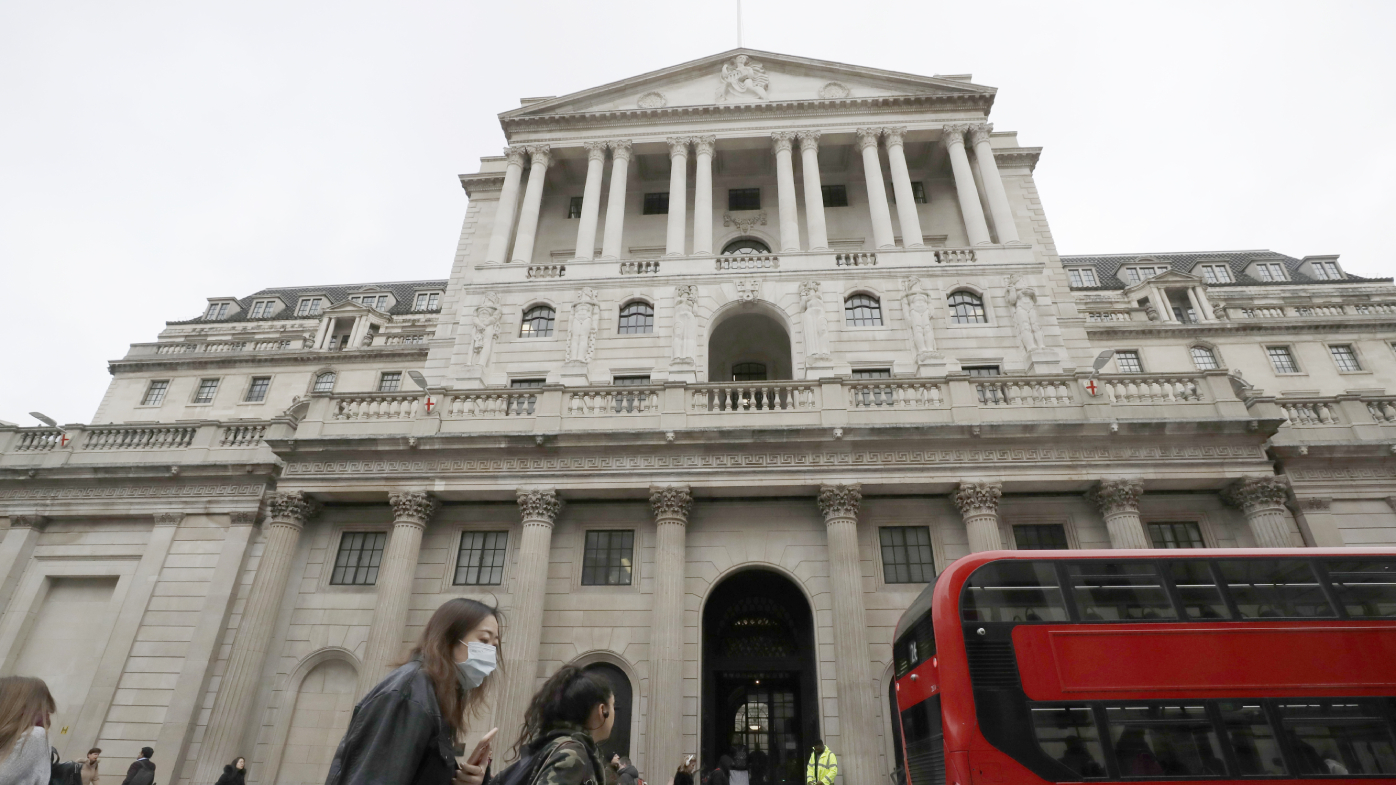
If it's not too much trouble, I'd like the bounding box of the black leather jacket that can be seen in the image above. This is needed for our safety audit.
[325,660,458,785]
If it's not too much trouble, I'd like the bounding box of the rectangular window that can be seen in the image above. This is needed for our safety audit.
[206,302,229,320]
[1114,350,1143,373]
[1031,706,1107,779]
[1190,346,1220,370]
[250,300,277,318]
[879,526,935,584]
[960,560,1069,622]
[728,188,761,211]
[1267,346,1300,374]
[141,380,170,406]
[510,378,545,388]
[378,372,402,392]
[1067,268,1098,287]
[1167,561,1230,619]
[330,531,387,585]
[911,181,927,204]
[643,192,669,215]
[1216,559,1336,618]
[1326,559,1396,618]
[581,530,635,586]
[193,378,219,404]
[1255,262,1285,281]
[964,365,1001,377]
[1148,521,1204,549]
[1067,562,1176,621]
[1275,699,1396,775]
[1218,701,1287,776]
[613,375,651,385]
[455,531,508,586]
[245,377,271,402]
[413,292,440,311]
[296,297,323,317]
[1312,261,1341,280]
[1013,524,1069,550]
[852,368,892,379]
[567,196,583,219]
[1201,264,1233,284]
[1104,704,1224,778]
[1124,268,1141,284]
[1330,344,1362,372]
[821,184,848,207]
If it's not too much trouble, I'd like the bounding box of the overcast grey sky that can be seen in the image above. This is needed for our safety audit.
[2,1,1393,424]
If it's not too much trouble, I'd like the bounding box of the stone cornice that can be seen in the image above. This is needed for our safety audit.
[108,345,431,374]
[992,147,1041,172]
[1083,318,1396,338]
[459,173,506,197]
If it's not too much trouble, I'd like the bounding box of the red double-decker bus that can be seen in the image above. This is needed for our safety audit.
[890,549,1396,784]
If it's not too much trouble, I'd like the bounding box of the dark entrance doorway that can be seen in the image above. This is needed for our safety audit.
[702,570,819,785]
[584,662,632,765]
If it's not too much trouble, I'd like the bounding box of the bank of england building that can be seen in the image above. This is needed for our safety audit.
[2,49,1394,785]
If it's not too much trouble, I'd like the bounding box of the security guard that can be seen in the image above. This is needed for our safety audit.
[806,739,837,785]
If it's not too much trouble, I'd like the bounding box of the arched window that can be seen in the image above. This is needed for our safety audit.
[1191,346,1220,370]
[312,372,336,393]
[722,238,771,255]
[617,301,654,334]
[844,294,883,327]
[948,291,987,324]
[732,362,767,381]
[520,305,555,337]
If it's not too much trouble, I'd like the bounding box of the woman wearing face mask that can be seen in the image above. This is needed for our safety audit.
[503,665,614,785]
[326,598,503,785]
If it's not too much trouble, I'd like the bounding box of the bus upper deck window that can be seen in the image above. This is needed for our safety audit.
[960,561,1068,622]
[1067,562,1176,621]
[1217,560,1336,619]
[1326,560,1396,618]
[1168,561,1230,619]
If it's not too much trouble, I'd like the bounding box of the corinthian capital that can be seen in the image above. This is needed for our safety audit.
[1222,476,1290,513]
[266,491,321,527]
[771,131,796,154]
[1087,479,1144,517]
[953,481,1002,516]
[693,135,716,157]
[516,487,562,523]
[941,124,969,148]
[881,126,908,148]
[583,141,608,162]
[610,139,633,161]
[817,483,862,521]
[650,484,694,522]
[526,145,552,168]
[666,137,691,158]
[389,491,441,526]
[504,146,527,167]
[854,127,882,152]
[797,130,821,153]
[968,123,994,146]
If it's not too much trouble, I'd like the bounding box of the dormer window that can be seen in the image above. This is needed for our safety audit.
[1253,262,1287,282]
[1123,265,1168,284]
[296,297,324,317]
[1067,268,1098,287]
[1199,264,1232,284]
[351,294,391,310]
[1311,261,1342,280]
[250,300,279,319]
[413,292,441,311]
[205,302,231,320]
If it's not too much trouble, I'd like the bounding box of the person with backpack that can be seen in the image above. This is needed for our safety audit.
[215,757,246,785]
[805,740,836,785]
[82,748,102,785]
[727,746,748,785]
[325,598,502,785]
[496,665,614,785]
[120,747,156,785]
[0,675,57,785]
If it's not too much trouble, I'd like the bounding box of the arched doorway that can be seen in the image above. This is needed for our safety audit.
[706,307,792,382]
[584,662,633,766]
[702,570,819,785]
[722,237,772,255]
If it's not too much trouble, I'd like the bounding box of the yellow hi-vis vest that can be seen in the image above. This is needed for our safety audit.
[807,749,837,785]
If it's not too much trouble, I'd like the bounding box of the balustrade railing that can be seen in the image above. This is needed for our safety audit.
[568,387,661,416]
[252,340,292,351]
[333,395,421,420]
[16,429,62,451]
[846,381,944,409]
[934,248,976,264]
[220,424,268,446]
[1353,303,1396,315]
[976,379,1074,406]
[83,426,197,450]
[1086,311,1132,322]
[620,260,661,275]
[1238,307,1286,318]
[1100,375,1203,404]
[715,255,779,271]
[527,264,566,279]
[835,253,877,267]
[1278,401,1339,426]
[444,391,536,418]
[690,382,816,412]
[1366,399,1396,424]
[383,334,428,345]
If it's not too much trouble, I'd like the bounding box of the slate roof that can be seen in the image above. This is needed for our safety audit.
[1058,250,1386,290]
[172,280,450,324]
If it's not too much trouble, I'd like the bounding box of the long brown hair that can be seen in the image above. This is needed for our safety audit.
[0,676,56,755]
[512,664,613,757]
[404,598,502,741]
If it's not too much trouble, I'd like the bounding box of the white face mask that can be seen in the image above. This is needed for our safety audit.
[456,641,497,691]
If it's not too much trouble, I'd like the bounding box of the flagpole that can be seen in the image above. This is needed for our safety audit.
[737,0,743,47]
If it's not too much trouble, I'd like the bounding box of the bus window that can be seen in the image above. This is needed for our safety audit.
[1066,562,1176,621]
[1104,704,1224,778]
[1216,560,1336,618]
[1216,701,1287,777]
[1029,705,1106,779]
[1166,560,1230,619]
[960,561,1068,622]
[1326,560,1396,618]
[1274,699,1396,776]
[900,694,945,785]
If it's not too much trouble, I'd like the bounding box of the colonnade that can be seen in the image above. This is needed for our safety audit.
[482,123,1022,265]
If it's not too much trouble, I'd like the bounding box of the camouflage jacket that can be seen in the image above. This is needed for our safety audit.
[525,726,606,785]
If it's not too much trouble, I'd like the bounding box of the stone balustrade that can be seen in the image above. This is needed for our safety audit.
[1085,310,1133,322]
[84,425,199,450]
[220,424,269,446]
[1367,399,1396,423]
[15,429,63,451]
[568,387,661,415]
[619,260,661,275]
[443,391,537,419]
[690,381,818,412]
[0,419,290,467]
[526,263,566,279]
[934,248,976,263]
[835,252,877,267]
[715,254,779,271]
[1100,375,1203,404]
[976,379,1074,406]
[847,381,944,409]
[332,394,422,420]
[1280,400,1340,426]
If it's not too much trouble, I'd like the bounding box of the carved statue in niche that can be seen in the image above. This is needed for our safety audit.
[902,278,940,361]
[468,292,502,368]
[1005,275,1046,354]
[716,55,770,102]
[799,281,831,361]
[566,287,600,363]
[671,284,698,366]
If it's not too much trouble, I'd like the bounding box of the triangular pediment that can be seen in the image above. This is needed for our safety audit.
[501,49,995,120]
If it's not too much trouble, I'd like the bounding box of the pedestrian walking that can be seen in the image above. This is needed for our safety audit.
[215,757,246,785]
[805,741,836,785]
[501,665,614,785]
[615,756,639,785]
[120,747,156,785]
[325,598,503,785]
[82,748,102,785]
[0,676,57,785]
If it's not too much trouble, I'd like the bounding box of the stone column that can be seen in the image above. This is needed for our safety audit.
[954,481,1004,552]
[692,136,715,256]
[797,131,829,251]
[883,126,924,249]
[0,516,45,618]
[857,128,896,249]
[493,488,562,754]
[1223,477,1294,548]
[647,485,692,780]
[942,124,992,246]
[573,142,608,260]
[357,491,441,696]
[1150,285,1176,323]
[510,145,551,264]
[601,140,632,260]
[484,146,526,264]
[1185,287,1211,322]
[967,123,1020,244]
[1194,286,1218,321]
[816,484,880,785]
[665,137,689,256]
[195,492,319,785]
[772,131,801,252]
[1086,479,1150,549]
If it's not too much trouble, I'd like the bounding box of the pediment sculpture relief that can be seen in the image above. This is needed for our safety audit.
[716,55,770,102]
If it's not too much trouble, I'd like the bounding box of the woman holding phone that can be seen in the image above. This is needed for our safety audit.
[326,598,503,785]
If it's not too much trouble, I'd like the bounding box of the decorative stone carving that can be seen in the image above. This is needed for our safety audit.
[610,139,633,162]
[516,487,561,523]
[771,131,796,154]
[953,481,1002,515]
[882,126,907,148]
[716,55,769,102]
[266,491,321,526]
[799,281,831,361]
[153,512,185,526]
[902,278,940,361]
[736,279,760,303]
[1297,497,1332,512]
[968,123,993,146]
[1005,275,1046,355]
[693,135,716,157]
[666,137,691,158]
[941,123,968,148]
[817,483,862,520]
[525,144,551,168]
[583,141,608,162]
[1087,479,1144,516]
[797,130,821,153]
[650,484,693,522]
[722,211,767,234]
[229,511,259,526]
[9,515,48,530]
[818,81,850,99]
[468,293,502,368]
[300,333,315,349]
[504,146,527,167]
[1223,476,1290,512]
[389,491,440,526]
[854,127,881,152]
[637,91,667,109]
[671,284,698,366]
[566,287,600,363]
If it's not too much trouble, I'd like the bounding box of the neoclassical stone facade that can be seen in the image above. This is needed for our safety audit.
[2,49,1394,785]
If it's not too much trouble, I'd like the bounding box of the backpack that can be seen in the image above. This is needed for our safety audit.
[49,749,82,785]
[490,737,580,785]
[128,761,156,785]
[731,749,748,771]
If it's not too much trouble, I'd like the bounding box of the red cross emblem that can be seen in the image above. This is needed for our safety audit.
[1084,379,1100,397]
[424,396,435,412]
[59,433,70,447]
